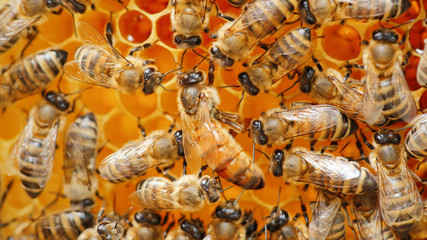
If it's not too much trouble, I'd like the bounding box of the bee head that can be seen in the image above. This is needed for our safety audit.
[134,211,162,225]
[213,200,242,220]
[97,221,124,240]
[270,149,285,177]
[238,72,260,96]
[173,34,202,48]
[180,218,205,240]
[249,120,269,145]
[299,66,316,93]
[143,68,162,94]
[178,70,205,87]
[299,0,317,25]
[44,91,70,111]
[199,175,221,203]
[374,129,401,145]
[266,207,289,232]
[174,130,185,157]
[372,29,399,44]
[209,46,234,67]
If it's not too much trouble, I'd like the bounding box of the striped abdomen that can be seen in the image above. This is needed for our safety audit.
[405,123,427,159]
[135,178,178,210]
[199,121,265,189]
[416,41,427,87]
[34,210,94,240]
[334,0,411,21]
[326,209,345,240]
[75,44,118,79]
[0,49,67,107]
[377,78,415,121]
[0,33,21,54]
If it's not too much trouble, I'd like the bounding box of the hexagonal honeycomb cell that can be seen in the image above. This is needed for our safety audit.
[0,0,426,239]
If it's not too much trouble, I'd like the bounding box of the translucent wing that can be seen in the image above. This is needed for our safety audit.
[390,61,416,123]
[406,114,427,154]
[332,0,393,20]
[272,105,341,140]
[363,59,384,125]
[329,76,365,121]
[294,151,361,189]
[352,206,384,240]
[377,161,424,226]
[416,40,427,87]
[309,192,342,240]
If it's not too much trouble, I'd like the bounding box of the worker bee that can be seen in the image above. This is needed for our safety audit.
[63,112,98,210]
[165,217,205,240]
[416,39,427,87]
[369,129,423,237]
[238,27,313,96]
[348,191,397,240]
[241,210,259,240]
[99,128,184,183]
[125,211,165,240]
[270,147,377,195]
[299,0,411,26]
[34,210,94,240]
[8,90,73,198]
[250,104,358,147]
[265,205,308,240]
[362,28,416,125]
[309,191,345,240]
[129,174,221,212]
[64,22,164,94]
[177,70,265,189]
[404,113,427,161]
[170,0,210,49]
[209,0,299,68]
[0,48,68,109]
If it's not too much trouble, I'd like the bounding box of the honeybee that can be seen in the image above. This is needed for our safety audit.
[209,0,299,68]
[265,206,308,240]
[63,112,98,210]
[0,48,68,109]
[250,104,358,147]
[34,210,94,240]
[369,129,423,237]
[404,113,427,161]
[238,27,313,96]
[8,90,73,198]
[270,147,377,195]
[129,174,221,212]
[170,0,210,49]
[64,22,164,94]
[125,211,165,240]
[309,191,345,240]
[241,210,259,240]
[299,0,411,26]
[362,28,416,125]
[177,70,265,189]
[348,191,397,240]
[299,66,389,126]
[99,128,184,183]
[204,199,246,240]
[165,217,206,240]
[416,39,427,87]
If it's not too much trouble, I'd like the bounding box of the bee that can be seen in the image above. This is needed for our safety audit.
[265,205,308,240]
[165,217,205,240]
[64,22,164,95]
[129,174,221,212]
[299,0,411,26]
[269,147,377,195]
[348,191,397,240]
[0,48,68,109]
[369,129,423,237]
[405,113,427,161]
[170,0,210,49]
[241,210,259,240]
[209,0,299,68]
[34,210,94,240]
[99,128,184,183]
[238,27,313,96]
[416,39,427,87]
[362,28,416,125]
[177,70,265,189]
[250,104,358,147]
[125,211,165,240]
[63,112,98,210]
[8,90,73,198]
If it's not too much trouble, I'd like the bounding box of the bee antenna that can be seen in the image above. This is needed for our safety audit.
[276,187,282,208]
[114,207,133,229]
[233,189,246,206]
[216,176,228,201]
[162,66,183,79]
[395,126,412,132]
[276,79,299,97]
[236,90,244,111]
[64,87,91,96]
[255,148,270,160]
[159,84,174,92]
[390,19,415,29]
[57,72,65,93]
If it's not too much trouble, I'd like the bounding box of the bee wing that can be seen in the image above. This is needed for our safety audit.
[272,105,341,139]
[99,137,161,180]
[377,161,424,226]
[406,114,427,154]
[294,151,360,187]
[332,0,391,20]
[352,207,385,240]
[390,61,416,122]
[268,47,310,85]
[363,59,384,125]
[309,191,342,240]
[330,76,365,120]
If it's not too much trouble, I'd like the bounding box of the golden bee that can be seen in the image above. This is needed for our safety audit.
[170,0,210,49]
[165,217,205,240]
[299,0,411,26]
[417,38,427,87]
[269,147,377,195]
[405,113,427,161]
[250,104,358,147]
[8,90,73,198]
[63,112,98,210]
[362,28,416,125]
[209,0,299,68]
[64,22,164,95]
[369,129,423,237]
[129,174,221,212]
[177,70,265,189]
[0,48,68,109]
[238,27,313,96]
[99,129,184,183]
[125,211,165,240]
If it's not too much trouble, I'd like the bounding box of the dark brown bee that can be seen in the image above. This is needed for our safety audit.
[204,200,246,240]
[265,206,308,240]
[165,217,205,240]
[125,211,165,240]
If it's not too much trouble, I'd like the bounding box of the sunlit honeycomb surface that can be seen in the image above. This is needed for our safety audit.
[0,0,427,239]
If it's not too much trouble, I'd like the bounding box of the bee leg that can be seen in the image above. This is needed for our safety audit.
[66,97,78,114]
[106,12,114,46]
[129,40,159,56]
[183,158,187,175]
[161,212,170,226]
[97,140,109,154]
[112,0,128,11]
[213,2,234,21]
[359,130,375,150]
[303,184,309,192]
[286,69,300,80]
[164,172,176,181]
[312,57,323,72]
[401,49,412,66]
[164,220,175,238]
[258,42,274,51]
[198,165,209,178]
[298,196,309,227]
[137,117,146,137]
[50,8,63,15]
[20,26,39,57]
[310,140,317,151]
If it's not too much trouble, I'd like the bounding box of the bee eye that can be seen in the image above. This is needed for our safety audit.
[299,66,315,93]
[374,133,385,144]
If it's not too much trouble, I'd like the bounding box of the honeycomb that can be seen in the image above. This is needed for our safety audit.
[0,0,426,239]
